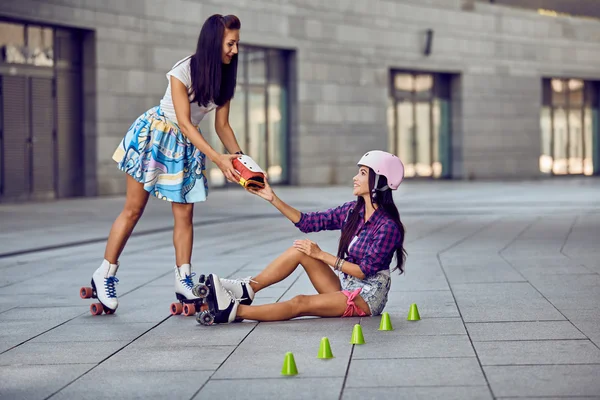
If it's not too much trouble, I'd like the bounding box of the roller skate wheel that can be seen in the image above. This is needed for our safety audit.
[90,303,103,316]
[104,307,115,315]
[196,311,214,326]
[170,302,183,315]
[80,287,93,299]
[183,303,196,316]
[192,283,209,298]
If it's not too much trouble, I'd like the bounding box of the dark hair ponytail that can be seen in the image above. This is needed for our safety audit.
[337,169,407,274]
[189,14,240,107]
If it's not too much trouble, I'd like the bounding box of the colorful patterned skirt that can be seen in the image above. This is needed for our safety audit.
[112,106,208,203]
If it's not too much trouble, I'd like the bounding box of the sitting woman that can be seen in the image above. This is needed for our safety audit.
[198,150,407,324]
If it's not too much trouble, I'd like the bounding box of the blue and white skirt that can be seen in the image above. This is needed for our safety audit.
[112,106,208,203]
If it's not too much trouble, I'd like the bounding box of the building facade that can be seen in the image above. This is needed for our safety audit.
[0,0,599,201]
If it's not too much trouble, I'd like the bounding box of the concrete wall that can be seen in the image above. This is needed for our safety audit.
[1,0,600,194]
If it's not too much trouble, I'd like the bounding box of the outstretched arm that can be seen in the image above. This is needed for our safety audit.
[171,77,239,183]
[214,100,243,154]
[247,177,301,224]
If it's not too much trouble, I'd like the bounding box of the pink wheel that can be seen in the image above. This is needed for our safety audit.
[80,287,93,299]
[183,303,196,316]
[170,302,183,315]
[90,303,103,315]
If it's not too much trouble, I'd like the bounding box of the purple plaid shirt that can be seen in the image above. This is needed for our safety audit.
[294,201,403,277]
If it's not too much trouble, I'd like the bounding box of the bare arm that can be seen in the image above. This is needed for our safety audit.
[170,76,238,182]
[214,100,243,154]
[246,178,301,224]
[293,240,366,280]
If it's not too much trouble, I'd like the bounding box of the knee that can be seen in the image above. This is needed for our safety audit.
[122,205,144,222]
[285,246,306,261]
[290,295,309,313]
[172,203,194,223]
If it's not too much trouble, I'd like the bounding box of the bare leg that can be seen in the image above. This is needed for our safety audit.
[172,202,194,266]
[250,247,341,295]
[237,292,371,322]
[103,175,150,263]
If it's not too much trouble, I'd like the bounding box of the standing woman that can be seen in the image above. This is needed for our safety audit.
[85,14,244,314]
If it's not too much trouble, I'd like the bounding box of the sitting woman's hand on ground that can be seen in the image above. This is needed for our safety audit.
[293,239,323,259]
[246,175,275,202]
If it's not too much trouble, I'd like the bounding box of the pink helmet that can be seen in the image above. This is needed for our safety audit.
[357,150,405,190]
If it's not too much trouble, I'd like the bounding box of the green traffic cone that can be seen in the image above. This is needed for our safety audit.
[350,324,365,344]
[407,303,421,321]
[317,337,334,359]
[378,312,393,331]
[281,352,298,376]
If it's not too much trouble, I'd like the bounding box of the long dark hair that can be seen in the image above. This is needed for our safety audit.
[189,14,240,107]
[337,169,407,274]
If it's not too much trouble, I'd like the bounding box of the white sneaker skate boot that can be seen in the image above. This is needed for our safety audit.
[219,277,256,306]
[91,260,119,313]
[174,264,200,302]
[171,264,203,316]
[198,273,240,325]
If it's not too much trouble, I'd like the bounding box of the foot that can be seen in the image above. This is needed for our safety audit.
[174,264,199,303]
[205,274,240,324]
[219,276,256,306]
[91,260,119,312]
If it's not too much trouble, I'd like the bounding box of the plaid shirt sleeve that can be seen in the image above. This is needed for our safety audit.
[294,201,356,233]
[359,221,402,276]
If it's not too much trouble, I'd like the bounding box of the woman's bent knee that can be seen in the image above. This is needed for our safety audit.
[123,206,144,222]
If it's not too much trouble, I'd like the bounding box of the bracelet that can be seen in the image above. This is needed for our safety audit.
[338,259,345,272]
[334,257,345,271]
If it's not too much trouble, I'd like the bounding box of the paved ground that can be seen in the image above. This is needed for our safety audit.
[1,179,599,400]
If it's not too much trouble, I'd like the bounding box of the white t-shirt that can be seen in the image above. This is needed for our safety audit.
[159,56,218,126]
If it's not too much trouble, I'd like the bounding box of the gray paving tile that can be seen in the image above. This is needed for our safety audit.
[385,290,459,318]
[52,370,211,400]
[135,317,257,346]
[474,340,600,365]
[559,308,600,347]
[195,378,344,400]
[342,386,493,400]
[0,364,94,399]
[361,315,467,336]
[0,340,130,366]
[440,258,525,284]
[452,282,565,322]
[485,365,600,397]
[212,319,356,379]
[346,358,487,387]
[29,322,156,343]
[102,342,235,371]
[0,306,86,322]
[466,321,587,341]
[352,334,475,359]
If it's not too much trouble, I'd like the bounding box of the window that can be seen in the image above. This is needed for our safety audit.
[388,71,452,178]
[0,20,53,66]
[541,78,598,176]
[200,47,289,186]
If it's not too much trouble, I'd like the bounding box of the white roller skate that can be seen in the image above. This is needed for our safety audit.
[79,260,119,315]
[218,277,256,306]
[170,264,205,317]
[196,273,240,325]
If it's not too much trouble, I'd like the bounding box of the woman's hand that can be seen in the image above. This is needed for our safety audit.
[293,239,324,260]
[214,154,240,183]
[247,175,275,202]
